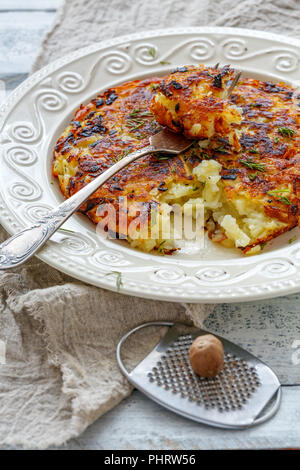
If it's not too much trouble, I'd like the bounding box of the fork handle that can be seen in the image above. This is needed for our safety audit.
[0,145,154,269]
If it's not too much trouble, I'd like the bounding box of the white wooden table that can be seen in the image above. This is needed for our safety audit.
[1,0,300,450]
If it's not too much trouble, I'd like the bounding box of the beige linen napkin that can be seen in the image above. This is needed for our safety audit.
[0,0,299,449]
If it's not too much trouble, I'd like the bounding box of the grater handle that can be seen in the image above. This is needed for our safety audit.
[116,322,174,378]
[253,387,281,425]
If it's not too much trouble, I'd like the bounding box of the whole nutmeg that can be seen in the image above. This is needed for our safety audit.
[189,334,224,378]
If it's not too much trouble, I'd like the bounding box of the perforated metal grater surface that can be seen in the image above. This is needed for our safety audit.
[117,322,281,429]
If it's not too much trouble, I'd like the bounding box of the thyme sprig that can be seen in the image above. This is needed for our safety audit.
[112,149,130,163]
[158,240,166,255]
[148,47,156,58]
[267,188,292,205]
[214,145,230,154]
[60,228,75,233]
[240,159,265,172]
[105,271,123,292]
[277,127,295,138]
[126,108,153,132]
[267,188,290,196]
[249,172,258,181]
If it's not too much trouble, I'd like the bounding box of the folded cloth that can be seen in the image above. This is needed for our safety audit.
[0,0,299,449]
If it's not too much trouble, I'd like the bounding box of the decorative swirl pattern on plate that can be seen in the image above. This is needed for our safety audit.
[221,38,299,72]
[90,250,131,267]
[152,267,185,283]
[133,38,216,65]
[9,89,67,144]
[24,203,52,223]
[195,268,230,283]
[187,39,215,61]
[259,259,296,278]
[80,50,132,91]
[9,121,40,144]
[56,71,85,93]
[102,50,132,75]
[3,146,42,201]
[133,43,159,64]
[8,182,41,201]
[5,145,37,166]
[221,38,248,59]
[273,51,299,72]
[56,51,133,96]
[58,233,95,256]
[36,89,66,112]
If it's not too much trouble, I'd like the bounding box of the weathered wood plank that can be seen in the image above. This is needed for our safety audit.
[0,11,56,74]
[0,0,62,10]
[0,73,28,97]
[56,387,300,450]
[3,387,299,450]
[204,294,300,385]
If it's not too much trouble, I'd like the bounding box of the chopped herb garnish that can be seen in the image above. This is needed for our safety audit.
[152,83,160,90]
[280,196,292,205]
[60,228,75,233]
[200,152,210,159]
[248,148,260,154]
[274,137,279,144]
[160,60,171,65]
[267,189,290,196]
[214,145,230,154]
[129,107,152,118]
[288,236,296,244]
[158,240,166,255]
[105,271,123,292]
[112,149,130,163]
[249,172,258,181]
[267,189,291,205]
[148,47,156,58]
[277,127,295,137]
[240,159,265,172]
[126,108,153,132]
[135,133,147,140]
[260,242,267,250]
[156,153,172,160]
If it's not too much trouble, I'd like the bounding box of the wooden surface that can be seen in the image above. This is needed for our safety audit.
[61,388,300,450]
[1,0,300,450]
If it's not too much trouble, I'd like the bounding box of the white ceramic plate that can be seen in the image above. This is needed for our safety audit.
[0,27,300,303]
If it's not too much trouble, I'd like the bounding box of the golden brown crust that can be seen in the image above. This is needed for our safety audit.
[53,78,192,236]
[150,65,241,145]
[53,69,300,252]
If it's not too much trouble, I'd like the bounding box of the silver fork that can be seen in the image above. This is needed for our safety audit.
[0,129,192,269]
[0,69,241,269]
